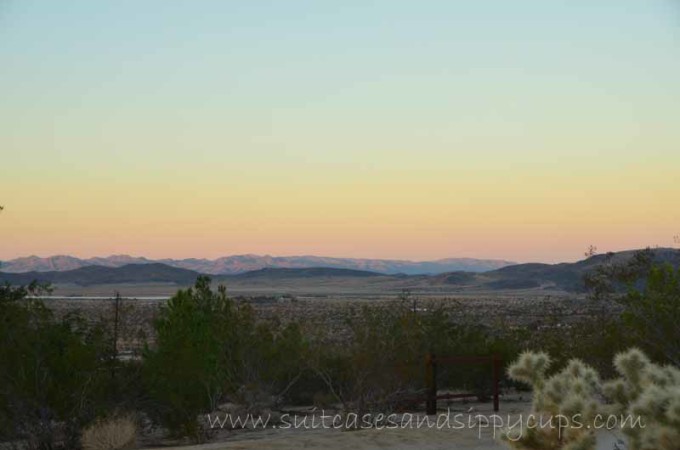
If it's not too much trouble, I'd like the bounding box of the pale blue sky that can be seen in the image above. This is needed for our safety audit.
[3,1,679,169]
[1,1,679,261]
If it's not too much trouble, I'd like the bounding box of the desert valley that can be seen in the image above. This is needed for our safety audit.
[2,1,679,449]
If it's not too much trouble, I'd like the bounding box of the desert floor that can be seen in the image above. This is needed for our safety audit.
[147,398,624,450]
[149,401,527,450]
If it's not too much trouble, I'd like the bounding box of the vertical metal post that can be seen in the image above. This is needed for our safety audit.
[425,353,437,415]
[492,353,501,412]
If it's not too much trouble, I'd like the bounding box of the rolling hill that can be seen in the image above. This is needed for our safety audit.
[431,248,680,292]
[0,263,200,286]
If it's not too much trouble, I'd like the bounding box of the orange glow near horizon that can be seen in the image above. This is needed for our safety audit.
[2,162,679,263]
[1,2,679,263]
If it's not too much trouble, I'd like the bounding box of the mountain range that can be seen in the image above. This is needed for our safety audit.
[1,248,677,293]
[0,254,515,275]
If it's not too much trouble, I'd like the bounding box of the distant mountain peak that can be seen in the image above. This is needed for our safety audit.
[1,254,515,275]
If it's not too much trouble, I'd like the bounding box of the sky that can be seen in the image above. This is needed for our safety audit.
[1,1,679,263]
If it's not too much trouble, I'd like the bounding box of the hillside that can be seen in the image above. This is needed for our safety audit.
[0,265,386,288]
[432,248,680,292]
[0,263,200,286]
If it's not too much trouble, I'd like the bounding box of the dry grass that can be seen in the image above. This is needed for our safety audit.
[81,416,137,450]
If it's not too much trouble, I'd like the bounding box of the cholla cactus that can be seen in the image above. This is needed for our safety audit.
[606,349,680,450]
[508,351,552,388]
[502,348,680,450]
[504,353,602,449]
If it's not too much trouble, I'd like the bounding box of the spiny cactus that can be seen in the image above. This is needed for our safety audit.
[503,348,680,450]
[508,351,552,388]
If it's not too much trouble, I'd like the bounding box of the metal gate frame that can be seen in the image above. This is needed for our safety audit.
[425,353,502,414]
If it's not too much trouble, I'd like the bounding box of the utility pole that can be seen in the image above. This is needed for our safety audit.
[110,291,122,393]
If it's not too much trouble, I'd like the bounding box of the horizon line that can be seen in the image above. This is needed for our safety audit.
[3,246,676,266]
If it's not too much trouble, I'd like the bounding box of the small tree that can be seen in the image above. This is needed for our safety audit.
[143,276,238,440]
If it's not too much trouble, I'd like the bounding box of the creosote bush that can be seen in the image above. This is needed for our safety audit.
[308,298,518,417]
[0,282,114,448]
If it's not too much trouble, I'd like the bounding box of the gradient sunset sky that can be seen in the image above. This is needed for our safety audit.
[1,1,679,263]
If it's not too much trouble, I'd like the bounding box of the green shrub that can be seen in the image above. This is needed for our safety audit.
[235,319,309,406]
[0,282,111,448]
[308,300,519,415]
[143,276,309,439]
[621,264,680,364]
[584,250,680,365]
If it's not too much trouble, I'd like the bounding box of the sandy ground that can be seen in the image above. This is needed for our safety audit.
[147,398,625,450]
[154,428,506,450]
[149,402,527,450]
